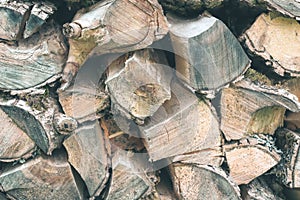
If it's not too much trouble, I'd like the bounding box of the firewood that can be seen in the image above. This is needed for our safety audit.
[0,149,86,200]
[218,79,300,141]
[106,49,172,123]
[140,79,223,165]
[0,22,67,90]
[168,14,250,92]
[240,177,284,200]
[63,120,111,198]
[275,128,300,188]
[61,0,168,89]
[0,94,77,155]
[0,1,56,41]
[243,13,300,76]
[170,164,241,200]
[0,107,36,162]
[224,135,281,185]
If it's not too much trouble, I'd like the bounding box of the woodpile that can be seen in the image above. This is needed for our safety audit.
[1,0,300,199]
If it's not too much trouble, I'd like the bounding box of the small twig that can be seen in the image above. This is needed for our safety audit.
[109,131,125,139]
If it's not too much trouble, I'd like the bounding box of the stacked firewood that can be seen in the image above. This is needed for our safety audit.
[0,0,300,199]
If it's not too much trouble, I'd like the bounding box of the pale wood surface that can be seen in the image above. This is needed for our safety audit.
[169,14,250,91]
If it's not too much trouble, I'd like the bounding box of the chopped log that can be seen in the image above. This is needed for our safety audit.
[243,13,300,76]
[107,151,158,200]
[170,164,241,200]
[63,120,111,198]
[61,0,168,89]
[240,177,284,200]
[140,79,223,165]
[168,14,250,92]
[0,1,56,41]
[224,135,281,185]
[59,84,109,123]
[0,150,86,199]
[218,79,300,141]
[0,107,36,162]
[0,94,77,155]
[0,22,68,90]
[158,0,223,16]
[106,49,172,123]
[275,128,300,188]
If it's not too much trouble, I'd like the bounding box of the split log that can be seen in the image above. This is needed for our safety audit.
[218,79,300,141]
[224,135,281,185]
[61,0,168,89]
[0,22,68,90]
[243,13,300,76]
[106,49,172,123]
[168,14,250,92]
[158,0,223,16]
[140,79,223,165]
[0,107,36,162]
[240,178,284,200]
[63,120,111,198]
[107,151,158,200]
[0,1,56,41]
[0,93,77,155]
[0,149,87,199]
[170,164,241,200]
[275,128,300,188]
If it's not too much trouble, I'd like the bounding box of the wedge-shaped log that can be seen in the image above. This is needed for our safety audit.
[106,49,172,123]
[0,150,86,199]
[170,164,241,200]
[63,120,111,198]
[107,151,158,200]
[243,13,300,76]
[224,136,281,185]
[168,14,250,92]
[240,177,284,200]
[140,80,223,165]
[218,79,300,141]
[275,129,300,188]
[1,95,77,155]
[0,23,67,90]
[61,0,168,89]
[0,1,56,41]
[0,107,36,162]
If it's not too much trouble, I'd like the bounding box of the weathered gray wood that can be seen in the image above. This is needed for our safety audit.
[170,164,241,200]
[140,80,223,165]
[0,107,36,162]
[61,0,168,89]
[0,22,68,90]
[0,150,86,200]
[224,136,281,185]
[106,49,172,123]
[275,129,300,188]
[218,79,300,141]
[240,178,284,200]
[0,94,77,155]
[0,1,56,41]
[158,0,223,16]
[63,120,111,197]
[168,14,250,92]
[243,13,300,76]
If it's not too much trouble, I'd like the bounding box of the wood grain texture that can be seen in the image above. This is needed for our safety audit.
[63,120,111,197]
[0,150,85,200]
[171,164,241,200]
[169,14,250,91]
[225,136,281,185]
[264,0,300,20]
[106,49,172,122]
[0,107,36,162]
[0,22,67,90]
[243,13,300,76]
[140,80,223,164]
